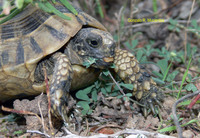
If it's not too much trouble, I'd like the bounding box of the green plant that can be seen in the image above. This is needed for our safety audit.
[0,0,77,24]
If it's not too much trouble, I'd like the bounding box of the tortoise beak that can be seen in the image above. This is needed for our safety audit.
[103,57,114,63]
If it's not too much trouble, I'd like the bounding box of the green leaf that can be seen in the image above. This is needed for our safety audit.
[185,83,197,92]
[152,77,165,85]
[0,8,22,24]
[59,0,78,15]
[136,49,144,61]
[101,87,107,95]
[3,0,10,9]
[152,71,163,79]
[52,0,56,4]
[13,130,24,135]
[159,119,198,133]
[94,81,101,89]
[15,0,24,9]
[37,1,52,13]
[102,69,110,76]
[76,85,94,101]
[82,57,97,68]
[157,59,168,75]
[181,119,198,127]
[124,41,132,49]
[178,100,191,106]
[24,0,32,3]
[186,43,192,58]
[152,0,158,13]
[110,63,116,68]
[104,84,112,93]
[95,0,104,18]
[177,56,192,99]
[117,95,123,99]
[166,70,179,82]
[131,40,138,49]
[125,93,133,97]
[119,83,134,90]
[44,1,71,20]
[175,27,180,32]
[187,74,192,82]
[120,14,125,28]
[168,25,175,30]
[191,20,197,28]
[169,18,178,25]
[77,101,90,115]
[92,89,98,102]
[158,126,176,133]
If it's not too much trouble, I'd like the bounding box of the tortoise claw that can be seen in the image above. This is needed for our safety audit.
[154,98,163,108]
[142,107,148,117]
[149,101,156,115]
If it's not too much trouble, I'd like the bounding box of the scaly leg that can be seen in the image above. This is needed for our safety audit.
[113,49,163,116]
[50,52,73,122]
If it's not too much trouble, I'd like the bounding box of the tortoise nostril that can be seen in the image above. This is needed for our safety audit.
[111,50,115,56]
[110,43,116,56]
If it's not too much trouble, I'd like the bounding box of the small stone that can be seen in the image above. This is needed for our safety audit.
[182,130,194,138]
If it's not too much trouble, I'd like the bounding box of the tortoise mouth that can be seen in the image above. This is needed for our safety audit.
[103,57,114,62]
[94,57,114,69]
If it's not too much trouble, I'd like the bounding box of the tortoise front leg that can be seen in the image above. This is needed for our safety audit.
[113,49,163,116]
[50,52,73,122]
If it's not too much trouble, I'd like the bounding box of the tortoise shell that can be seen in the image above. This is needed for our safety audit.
[0,3,106,101]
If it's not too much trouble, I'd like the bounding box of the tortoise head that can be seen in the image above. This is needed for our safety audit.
[65,28,115,68]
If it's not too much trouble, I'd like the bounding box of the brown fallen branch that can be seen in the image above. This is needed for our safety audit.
[2,106,41,122]
[27,130,50,138]
[2,106,48,131]
[43,66,54,134]
[59,128,176,138]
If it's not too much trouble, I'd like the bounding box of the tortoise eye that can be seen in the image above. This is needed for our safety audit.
[88,39,99,48]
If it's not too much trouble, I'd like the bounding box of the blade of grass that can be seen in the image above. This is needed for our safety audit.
[162,61,172,81]
[59,0,78,15]
[158,119,198,133]
[36,1,71,20]
[152,0,157,14]
[95,0,104,18]
[177,56,192,99]
[0,8,22,24]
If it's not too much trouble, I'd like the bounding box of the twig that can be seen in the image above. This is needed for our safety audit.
[2,106,42,124]
[163,89,187,94]
[85,118,89,136]
[27,130,51,138]
[184,0,196,60]
[58,128,176,138]
[114,6,124,48]
[43,66,54,133]
[108,71,125,95]
[172,90,200,138]
[38,93,47,133]
[108,71,144,107]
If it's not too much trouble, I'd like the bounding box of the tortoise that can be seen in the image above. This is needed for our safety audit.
[0,3,162,122]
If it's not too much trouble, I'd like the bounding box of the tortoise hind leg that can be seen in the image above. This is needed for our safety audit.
[113,49,163,117]
[49,52,73,122]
